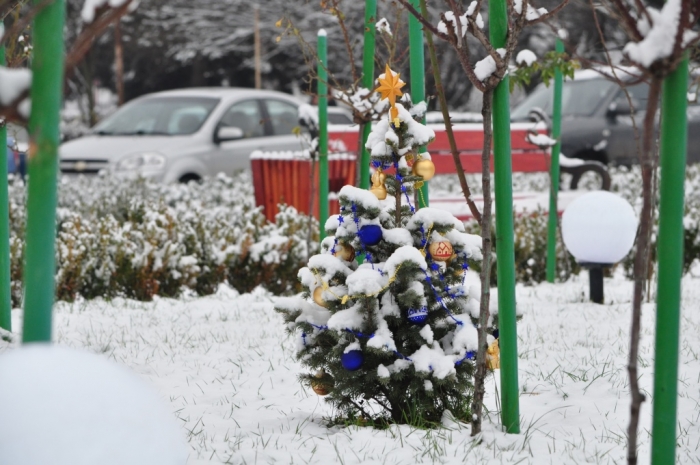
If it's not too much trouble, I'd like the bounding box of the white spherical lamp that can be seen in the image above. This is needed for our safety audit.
[0,345,187,465]
[562,191,637,302]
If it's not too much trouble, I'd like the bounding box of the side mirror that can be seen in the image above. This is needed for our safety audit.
[215,126,244,143]
[607,98,637,118]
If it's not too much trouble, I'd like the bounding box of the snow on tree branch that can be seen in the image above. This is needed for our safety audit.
[0,67,31,123]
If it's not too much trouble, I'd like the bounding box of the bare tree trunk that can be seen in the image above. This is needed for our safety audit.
[114,19,124,106]
[627,76,662,465]
[471,89,494,436]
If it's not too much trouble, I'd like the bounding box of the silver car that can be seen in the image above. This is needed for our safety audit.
[59,88,306,182]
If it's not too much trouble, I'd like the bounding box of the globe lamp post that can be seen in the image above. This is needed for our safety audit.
[562,191,637,304]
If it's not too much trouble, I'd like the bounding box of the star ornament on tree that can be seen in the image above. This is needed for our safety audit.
[376,64,405,125]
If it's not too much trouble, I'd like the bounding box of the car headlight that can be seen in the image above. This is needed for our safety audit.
[115,152,166,172]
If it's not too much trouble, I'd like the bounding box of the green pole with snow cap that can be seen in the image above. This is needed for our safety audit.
[0,23,11,332]
[360,0,377,190]
[318,29,329,240]
[22,0,65,343]
[490,0,520,433]
[650,53,688,465]
[545,37,564,283]
[408,0,428,207]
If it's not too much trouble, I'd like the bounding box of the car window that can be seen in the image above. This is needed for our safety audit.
[93,97,219,135]
[613,83,649,112]
[511,78,617,120]
[219,100,265,138]
[264,99,299,135]
[328,111,353,125]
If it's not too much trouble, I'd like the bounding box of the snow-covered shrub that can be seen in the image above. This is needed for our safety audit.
[9,173,318,306]
[465,209,579,286]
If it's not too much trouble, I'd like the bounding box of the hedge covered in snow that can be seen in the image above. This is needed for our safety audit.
[9,173,318,306]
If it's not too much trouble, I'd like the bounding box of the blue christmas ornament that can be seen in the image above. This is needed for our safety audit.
[407,307,428,325]
[358,224,382,246]
[341,350,364,371]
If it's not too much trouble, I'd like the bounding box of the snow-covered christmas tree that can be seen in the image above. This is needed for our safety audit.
[277,66,492,425]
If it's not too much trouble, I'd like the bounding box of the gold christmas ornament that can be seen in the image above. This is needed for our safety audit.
[310,371,334,396]
[412,158,435,181]
[376,64,405,127]
[428,240,453,262]
[312,287,328,308]
[369,168,388,200]
[333,243,355,261]
[487,339,500,370]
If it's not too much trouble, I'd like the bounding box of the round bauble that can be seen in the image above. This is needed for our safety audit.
[341,350,364,371]
[310,372,334,396]
[358,225,382,246]
[412,159,435,181]
[333,243,355,262]
[429,240,453,262]
[312,287,328,308]
[407,307,428,325]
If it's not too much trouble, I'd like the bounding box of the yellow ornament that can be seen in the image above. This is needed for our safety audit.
[313,287,328,308]
[310,370,334,396]
[333,243,355,261]
[428,240,453,262]
[375,64,405,107]
[369,168,388,200]
[412,158,435,181]
[487,339,500,370]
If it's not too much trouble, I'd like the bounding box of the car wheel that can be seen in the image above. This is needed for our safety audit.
[178,173,201,184]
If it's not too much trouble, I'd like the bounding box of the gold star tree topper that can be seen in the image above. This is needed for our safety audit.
[375,64,405,125]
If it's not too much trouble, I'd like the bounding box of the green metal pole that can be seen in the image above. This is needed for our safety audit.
[359,0,376,189]
[22,0,65,344]
[545,38,564,283]
[0,23,11,332]
[650,54,688,465]
[317,30,329,241]
[489,0,520,434]
[408,0,428,208]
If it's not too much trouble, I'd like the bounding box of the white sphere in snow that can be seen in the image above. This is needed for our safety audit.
[561,191,637,264]
[0,345,186,465]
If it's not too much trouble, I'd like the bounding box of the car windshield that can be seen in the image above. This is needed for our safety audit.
[511,79,617,121]
[93,96,220,135]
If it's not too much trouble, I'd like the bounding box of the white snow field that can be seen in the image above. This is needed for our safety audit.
[3,272,700,464]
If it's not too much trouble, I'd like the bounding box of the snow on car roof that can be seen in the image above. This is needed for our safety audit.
[147,87,303,101]
[573,66,641,81]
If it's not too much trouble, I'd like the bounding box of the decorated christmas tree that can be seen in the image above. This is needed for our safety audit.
[276,66,495,425]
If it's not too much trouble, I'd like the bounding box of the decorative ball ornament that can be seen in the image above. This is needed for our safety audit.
[358,224,382,246]
[310,371,334,396]
[341,350,364,371]
[429,240,453,262]
[412,158,435,181]
[407,307,428,325]
[370,168,388,200]
[333,243,355,262]
[312,287,328,308]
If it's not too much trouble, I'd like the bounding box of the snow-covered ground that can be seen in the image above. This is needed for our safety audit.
[3,270,699,464]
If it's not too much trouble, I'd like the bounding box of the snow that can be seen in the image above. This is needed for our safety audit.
[0,345,186,465]
[516,49,537,67]
[623,0,685,67]
[474,49,506,81]
[0,67,31,106]
[317,29,327,37]
[526,132,556,147]
[81,0,131,23]
[2,275,699,463]
[437,11,466,37]
[375,18,391,36]
[562,191,638,264]
[384,245,428,277]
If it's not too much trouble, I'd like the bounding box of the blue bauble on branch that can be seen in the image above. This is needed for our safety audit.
[341,350,364,371]
[407,307,428,324]
[358,225,382,246]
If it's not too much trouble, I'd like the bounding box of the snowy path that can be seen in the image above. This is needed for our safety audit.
[4,273,700,464]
